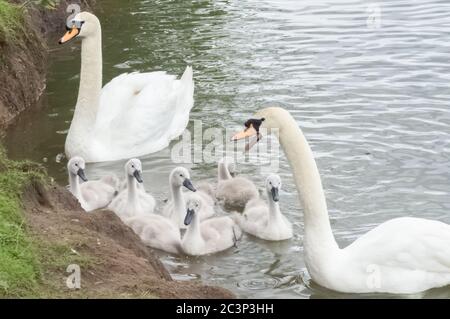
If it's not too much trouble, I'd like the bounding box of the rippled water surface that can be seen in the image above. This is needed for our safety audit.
[5,0,450,298]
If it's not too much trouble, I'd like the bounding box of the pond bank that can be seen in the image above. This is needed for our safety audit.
[0,1,234,298]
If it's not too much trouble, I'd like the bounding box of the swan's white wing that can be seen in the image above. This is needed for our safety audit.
[93,67,194,161]
[344,217,450,273]
[80,181,116,210]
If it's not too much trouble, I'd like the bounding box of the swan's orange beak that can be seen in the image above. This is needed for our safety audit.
[231,125,257,141]
[231,124,261,152]
[59,26,79,44]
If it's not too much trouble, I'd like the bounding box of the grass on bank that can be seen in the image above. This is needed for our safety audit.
[0,146,94,297]
[0,0,24,43]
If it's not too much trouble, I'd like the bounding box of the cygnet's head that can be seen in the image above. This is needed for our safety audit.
[170,167,196,192]
[184,194,202,226]
[59,12,101,44]
[266,174,281,202]
[67,156,88,182]
[125,158,143,183]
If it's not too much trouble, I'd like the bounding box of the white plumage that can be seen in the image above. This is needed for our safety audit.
[235,174,293,241]
[63,12,194,163]
[67,156,118,212]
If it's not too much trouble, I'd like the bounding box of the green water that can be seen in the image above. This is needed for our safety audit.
[5,0,450,298]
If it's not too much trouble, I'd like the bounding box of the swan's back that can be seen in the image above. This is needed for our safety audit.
[91,67,194,161]
[216,176,259,211]
[126,214,181,254]
[334,217,450,293]
[201,216,242,253]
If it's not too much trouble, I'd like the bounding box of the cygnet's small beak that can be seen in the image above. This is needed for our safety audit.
[184,208,195,226]
[77,168,88,182]
[271,187,279,202]
[183,178,196,192]
[133,170,143,183]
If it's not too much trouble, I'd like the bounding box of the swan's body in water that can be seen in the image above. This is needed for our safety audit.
[162,167,215,229]
[126,214,182,254]
[67,156,118,212]
[232,107,450,294]
[182,194,242,256]
[235,174,293,241]
[215,157,258,211]
[59,12,194,162]
[108,159,156,221]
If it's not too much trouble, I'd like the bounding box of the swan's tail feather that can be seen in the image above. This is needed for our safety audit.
[181,65,193,83]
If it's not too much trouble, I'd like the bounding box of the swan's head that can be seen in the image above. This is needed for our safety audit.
[231,106,290,151]
[67,156,88,182]
[59,12,101,44]
[184,194,202,226]
[266,174,282,202]
[125,159,143,183]
[170,167,196,192]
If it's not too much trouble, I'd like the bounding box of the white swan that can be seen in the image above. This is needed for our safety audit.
[162,167,215,229]
[215,157,259,211]
[235,174,293,241]
[67,156,118,212]
[126,214,182,254]
[232,107,450,294]
[182,194,242,256]
[108,159,156,221]
[58,12,194,163]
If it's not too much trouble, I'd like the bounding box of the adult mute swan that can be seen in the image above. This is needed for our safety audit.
[108,159,156,221]
[235,174,293,241]
[59,12,194,162]
[232,107,450,294]
[182,194,242,256]
[67,156,118,212]
[216,157,259,211]
[162,167,215,229]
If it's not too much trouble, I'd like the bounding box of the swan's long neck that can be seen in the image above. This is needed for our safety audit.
[267,192,283,224]
[127,175,138,207]
[184,213,204,245]
[274,111,339,262]
[70,31,102,139]
[69,173,81,200]
[170,183,185,225]
[218,162,232,181]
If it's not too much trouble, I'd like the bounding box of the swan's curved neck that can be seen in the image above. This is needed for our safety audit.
[70,31,103,138]
[170,182,185,224]
[184,213,203,244]
[273,111,339,260]
[127,175,138,206]
[267,192,282,223]
[218,162,232,181]
[69,173,81,199]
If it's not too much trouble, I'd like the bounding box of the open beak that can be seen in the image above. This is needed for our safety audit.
[183,178,196,192]
[184,208,195,226]
[133,170,143,183]
[231,124,262,152]
[77,168,88,182]
[231,125,257,141]
[59,26,79,44]
[271,187,279,202]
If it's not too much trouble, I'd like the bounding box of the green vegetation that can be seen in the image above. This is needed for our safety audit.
[0,0,24,43]
[0,146,96,297]
[0,146,46,296]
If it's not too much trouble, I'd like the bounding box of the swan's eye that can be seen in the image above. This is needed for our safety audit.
[180,174,183,177]
[131,165,134,168]
[75,163,78,167]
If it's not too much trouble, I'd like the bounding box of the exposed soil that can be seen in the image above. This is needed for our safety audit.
[0,0,93,131]
[23,180,234,298]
